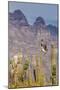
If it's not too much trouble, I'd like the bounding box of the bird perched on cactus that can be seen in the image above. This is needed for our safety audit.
[41,43,48,53]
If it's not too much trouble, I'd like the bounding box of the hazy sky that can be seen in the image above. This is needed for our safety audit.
[8,1,58,26]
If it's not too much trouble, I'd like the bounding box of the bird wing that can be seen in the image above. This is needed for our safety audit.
[41,47,46,53]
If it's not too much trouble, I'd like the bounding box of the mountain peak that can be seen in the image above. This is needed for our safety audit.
[34,16,45,26]
[14,9,23,14]
[9,9,29,27]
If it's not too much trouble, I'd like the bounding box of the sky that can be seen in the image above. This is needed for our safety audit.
[8,1,58,26]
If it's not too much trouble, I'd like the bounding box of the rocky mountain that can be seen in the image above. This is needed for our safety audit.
[9,9,29,28]
[8,23,36,59]
[32,16,47,35]
[47,24,58,37]
[8,9,58,59]
[33,16,45,26]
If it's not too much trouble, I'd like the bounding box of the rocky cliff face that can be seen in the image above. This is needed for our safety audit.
[9,10,29,28]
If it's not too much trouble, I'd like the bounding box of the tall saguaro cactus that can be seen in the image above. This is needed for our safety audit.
[39,50,46,86]
[35,50,46,86]
[35,54,40,85]
[51,44,57,85]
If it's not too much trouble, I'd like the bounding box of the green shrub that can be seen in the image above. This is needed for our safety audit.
[23,60,29,71]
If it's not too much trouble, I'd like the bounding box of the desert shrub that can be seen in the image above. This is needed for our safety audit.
[17,52,23,64]
[23,60,29,71]
[50,64,56,85]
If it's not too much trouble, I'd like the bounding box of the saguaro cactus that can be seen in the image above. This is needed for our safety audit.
[51,44,57,85]
[35,51,46,86]
[39,50,46,86]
